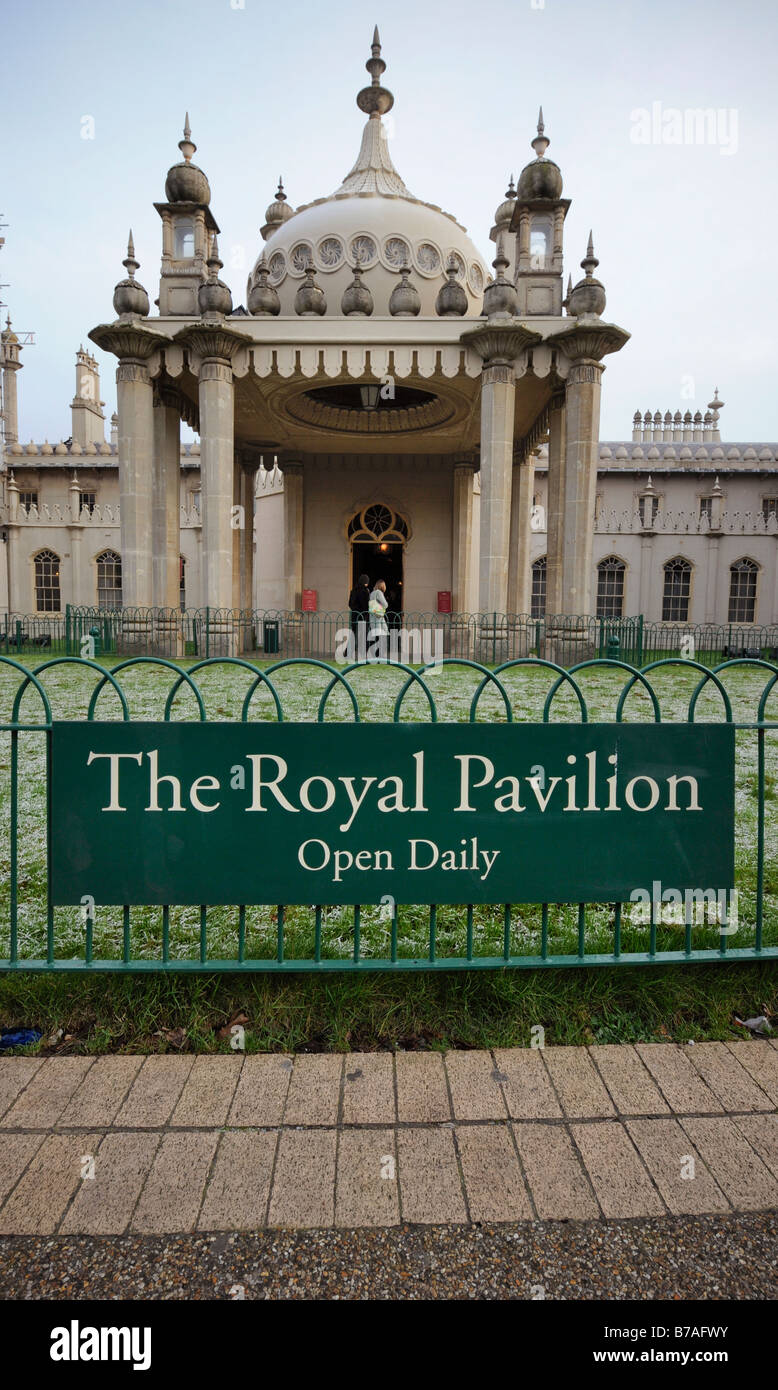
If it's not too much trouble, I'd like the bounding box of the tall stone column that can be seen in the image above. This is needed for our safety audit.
[238,460,258,612]
[282,460,304,611]
[198,355,235,611]
[559,358,604,615]
[508,448,536,615]
[478,362,516,613]
[152,391,181,610]
[116,358,155,608]
[451,454,476,613]
[545,387,566,615]
[546,315,630,617]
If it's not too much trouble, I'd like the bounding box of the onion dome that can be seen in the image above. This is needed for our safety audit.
[341,265,374,316]
[198,236,233,316]
[248,258,281,316]
[516,108,563,200]
[435,254,468,316]
[294,269,327,316]
[389,261,420,317]
[165,114,211,205]
[1,314,19,349]
[567,232,606,318]
[482,237,518,318]
[261,178,295,242]
[493,176,517,231]
[112,232,150,317]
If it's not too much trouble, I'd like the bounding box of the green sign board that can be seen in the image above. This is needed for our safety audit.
[50,721,735,907]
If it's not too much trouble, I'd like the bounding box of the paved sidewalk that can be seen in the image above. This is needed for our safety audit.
[0,1042,775,1235]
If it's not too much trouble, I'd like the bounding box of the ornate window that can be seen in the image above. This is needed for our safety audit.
[531,556,547,619]
[79,491,96,516]
[662,557,692,622]
[728,558,758,623]
[762,497,778,523]
[347,503,409,543]
[699,496,713,523]
[34,549,61,613]
[174,219,195,258]
[19,491,38,511]
[349,235,378,268]
[96,550,122,609]
[638,493,659,526]
[530,217,552,269]
[596,557,625,619]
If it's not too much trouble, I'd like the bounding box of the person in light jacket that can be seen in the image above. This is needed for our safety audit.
[368,578,389,641]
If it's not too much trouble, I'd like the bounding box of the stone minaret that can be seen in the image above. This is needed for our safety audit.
[70,345,105,445]
[509,110,570,316]
[1,315,22,445]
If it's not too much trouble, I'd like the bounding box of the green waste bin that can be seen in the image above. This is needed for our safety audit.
[88,625,101,658]
[606,634,620,660]
[263,620,279,654]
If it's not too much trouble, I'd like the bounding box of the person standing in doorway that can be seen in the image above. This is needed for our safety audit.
[368,578,389,657]
[349,572,370,658]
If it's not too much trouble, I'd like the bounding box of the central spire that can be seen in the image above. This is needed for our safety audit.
[333,28,413,197]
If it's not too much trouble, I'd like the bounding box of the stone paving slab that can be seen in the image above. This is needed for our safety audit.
[0,1059,43,1122]
[493,1048,562,1119]
[625,1117,730,1215]
[512,1122,599,1220]
[198,1130,278,1232]
[60,1131,161,1235]
[542,1047,615,1118]
[635,1043,724,1113]
[228,1055,292,1127]
[0,1057,94,1129]
[445,1051,507,1121]
[679,1117,778,1211]
[686,1042,774,1112]
[115,1056,195,1127]
[726,1042,778,1107]
[588,1045,670,1115]
[0,1045,774,1233]
[57,1056,144,1128]
[342,1054,395,1125]
[283,1054,343,1127]
[455,1124,532,1222]
[571,1121,666,1219]
[0,1131,101,1234]
[395,1052,451,1123]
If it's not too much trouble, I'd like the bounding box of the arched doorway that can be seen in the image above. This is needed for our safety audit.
[347,504,408,618]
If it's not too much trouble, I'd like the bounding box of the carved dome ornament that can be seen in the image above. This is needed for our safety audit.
[350,234,379,269]
[382,235,411,270]
[289,242,315,276]
[316,236,345,270]
[267,251,287,285]
[414,241,442,277]
[113,232,150,318]
[164,114,211,206]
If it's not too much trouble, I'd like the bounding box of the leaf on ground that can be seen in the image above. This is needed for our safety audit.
[154,1026,188,1049]
[734,1014,773,1035]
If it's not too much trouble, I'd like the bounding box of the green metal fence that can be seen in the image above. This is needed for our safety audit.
[1,653,776,974]
[33,605,778,666]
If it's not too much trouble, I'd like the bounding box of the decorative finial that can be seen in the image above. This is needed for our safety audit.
[357,26,393,116]
[707,387,725,416]
[581,231,599,277]
[276,177,286,202]
[123,230,139,279]
[207,234,223,272]
[179,114,196,164]
[531,106,550,159]
[506,174,516,199]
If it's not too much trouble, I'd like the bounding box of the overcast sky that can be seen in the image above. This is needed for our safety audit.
[2,0,776,443]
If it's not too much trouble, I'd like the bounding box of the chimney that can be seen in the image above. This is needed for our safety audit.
[71,346,105,446]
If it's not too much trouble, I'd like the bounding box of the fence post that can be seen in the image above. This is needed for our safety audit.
[205,606,210,659]
[637,614,644,666]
